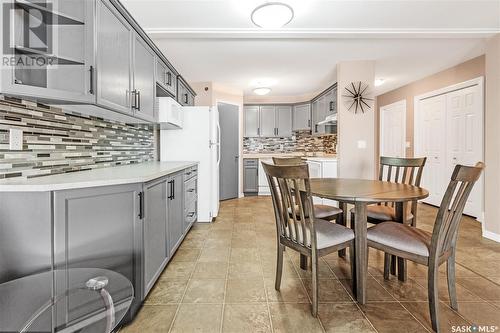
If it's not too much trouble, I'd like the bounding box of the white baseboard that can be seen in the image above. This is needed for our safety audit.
[482,229,500,243]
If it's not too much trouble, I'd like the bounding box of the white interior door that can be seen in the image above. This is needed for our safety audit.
[445,85,483,218]
[417,95,447,206]
[380,100,406,158]
[415,78,484,219]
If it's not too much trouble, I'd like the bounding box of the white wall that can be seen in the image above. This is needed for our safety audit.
[337,61,376,179]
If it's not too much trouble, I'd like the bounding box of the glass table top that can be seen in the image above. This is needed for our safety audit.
[0,268,134,333]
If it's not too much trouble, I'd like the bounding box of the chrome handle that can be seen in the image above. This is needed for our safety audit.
[137,90,141,110]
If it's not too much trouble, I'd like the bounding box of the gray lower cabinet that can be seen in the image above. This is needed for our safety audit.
[133,35,156,122]
[52,183,143,320]
[293,103,311,130]
[96,0,133,114]
[167,172,185,257]
[243,159,259,194]
[143,178,168,296]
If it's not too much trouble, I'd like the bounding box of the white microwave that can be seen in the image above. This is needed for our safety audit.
[157,97,183,129]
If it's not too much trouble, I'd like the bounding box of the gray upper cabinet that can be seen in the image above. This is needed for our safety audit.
[96,0,132,114]
[156,60,177,97]
[143,178,168,296]
[244,106,260,137]
[243,104,293,138]
[260,106,276,137]
[312,85,337,135]
[133,35,156,122]
[0,0,95,103]
[177,77,195,106]
[276,105,292,137]
[293,103,311,131]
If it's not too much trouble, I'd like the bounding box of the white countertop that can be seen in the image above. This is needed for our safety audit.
[0,161,198,192]
[243,153,337,161]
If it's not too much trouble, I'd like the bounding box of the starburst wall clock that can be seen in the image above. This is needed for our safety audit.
[342,81,373,114]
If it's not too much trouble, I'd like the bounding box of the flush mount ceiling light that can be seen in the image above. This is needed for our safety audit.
[374,78,385,87]
[253,87,272,95]
[251,2,294,28]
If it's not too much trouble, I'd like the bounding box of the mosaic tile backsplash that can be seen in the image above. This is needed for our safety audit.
[243,130,337,154]
[0,95,154,179]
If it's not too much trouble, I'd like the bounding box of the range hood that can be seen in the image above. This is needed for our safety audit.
[317,114,337,125]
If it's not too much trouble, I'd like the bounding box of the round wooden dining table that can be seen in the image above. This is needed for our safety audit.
[309,178,429,305]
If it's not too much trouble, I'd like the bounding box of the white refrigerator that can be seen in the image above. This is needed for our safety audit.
[160,106,220,222]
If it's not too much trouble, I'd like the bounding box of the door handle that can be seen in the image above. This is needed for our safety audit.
[167,72,172,86]
[89,66,94,94]
[137,90,141,110]
[138,192,144,219]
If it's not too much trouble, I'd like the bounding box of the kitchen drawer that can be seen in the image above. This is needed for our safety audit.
[184,197,197,227]
[184,177,197,204]
[184,166,198,180]
[244,159,258,167]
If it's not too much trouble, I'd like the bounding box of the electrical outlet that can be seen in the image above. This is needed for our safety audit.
[357,140,367,149]
[9,129,23,150]
[280,144,284,151]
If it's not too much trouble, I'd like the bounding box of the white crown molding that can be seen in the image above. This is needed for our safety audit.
[145,28,499,39]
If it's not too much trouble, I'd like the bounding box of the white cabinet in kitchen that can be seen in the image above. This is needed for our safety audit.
[306,158,338,206]
[258,158,273,195]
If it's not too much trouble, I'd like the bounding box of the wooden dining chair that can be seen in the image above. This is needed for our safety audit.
[262,162,355,317]
[366,162,484,332]
[350,156,427,227]
[273,157,344,222]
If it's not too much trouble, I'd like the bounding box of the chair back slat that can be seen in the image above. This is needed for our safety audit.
[378,157,427,209]
[430,162,484,259]
[263,162,317,249]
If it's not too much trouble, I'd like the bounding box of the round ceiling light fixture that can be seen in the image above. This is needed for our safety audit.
[253,87,272,95]
[251,2,294,28]
[374,78,385,87]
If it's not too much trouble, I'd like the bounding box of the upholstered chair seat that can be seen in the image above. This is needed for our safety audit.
[367,222,432,257]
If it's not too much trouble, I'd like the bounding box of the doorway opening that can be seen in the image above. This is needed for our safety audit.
[218,102,240,201]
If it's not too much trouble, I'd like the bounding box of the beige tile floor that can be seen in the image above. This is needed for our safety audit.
[121,197,500,333]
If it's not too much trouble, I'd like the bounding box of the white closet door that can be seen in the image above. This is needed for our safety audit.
[417,95,447,206]
[446,85,483,218]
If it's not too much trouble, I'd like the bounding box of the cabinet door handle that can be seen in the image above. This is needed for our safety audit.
[137,90,141,110]
[276,128,279,136]
[167,72,172,86]
[172,180,175,200]
[257,128,260,136]
[168,180,173,200]
[138,192,144,219]
[184,93,188,104]
[308,119,311,127]
[89,66,94,94]
[329,101,334,111]
[131,90,137,109]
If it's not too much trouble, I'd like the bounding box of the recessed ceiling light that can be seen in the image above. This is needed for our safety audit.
[251,2,294,28]
[374,78,385,87]
[253,87,272,95]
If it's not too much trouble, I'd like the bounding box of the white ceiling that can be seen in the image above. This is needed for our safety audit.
[121,0,498,97]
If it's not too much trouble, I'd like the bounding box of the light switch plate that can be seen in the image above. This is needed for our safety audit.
[9,128,23,150]
[357,140,367,149]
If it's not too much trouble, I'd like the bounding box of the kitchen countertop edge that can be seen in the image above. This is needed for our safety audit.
[0,161,199,192]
